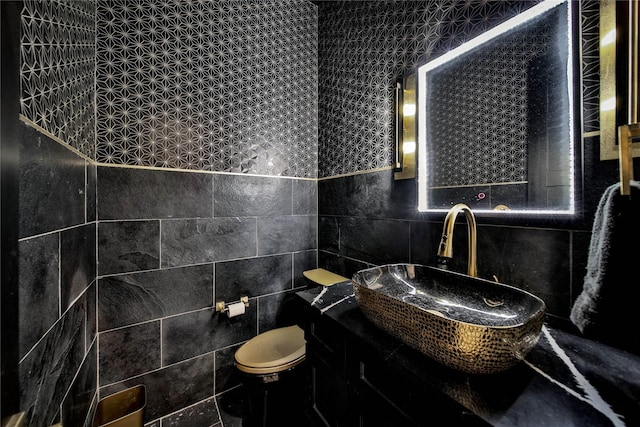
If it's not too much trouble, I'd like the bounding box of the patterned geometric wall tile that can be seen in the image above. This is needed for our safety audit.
[96,0,318,178]
[317,1,544,178]
[580,0,600,134]
[20,0,96,158]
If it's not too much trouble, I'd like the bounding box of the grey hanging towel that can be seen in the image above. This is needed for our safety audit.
[570,180,640,354]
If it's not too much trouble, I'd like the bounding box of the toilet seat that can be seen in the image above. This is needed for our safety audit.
[234,325,306,375]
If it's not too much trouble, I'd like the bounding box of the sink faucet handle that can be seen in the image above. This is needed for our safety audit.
[437,203,478,277]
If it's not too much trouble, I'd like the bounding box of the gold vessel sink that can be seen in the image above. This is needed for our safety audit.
[352,264,546,375]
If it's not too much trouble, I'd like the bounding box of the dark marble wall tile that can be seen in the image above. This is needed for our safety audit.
[339,217,411,265]
[294,250,317,288]
[19,123,86,237]
[491,183,528,211]
[98,264,213,331]
[478,226,571,317]
[214,174,292,217]
[86,393,99,427]
[17,122,95,426]
[99,321,161,385]
[215,255,292,302]
[214,345,242,394]
[87,161,97,222]
[98,220,160,275]
[162,397,221,426]
[162,307,257,366]
[318,170,417,220]
[318,216,339,253]
[97,166,213,220]
[258,215,317,255]
[86,282,97,350]
[161,217,257,267]
[571,230,591,304]
[99,353,214,423]
[19,295,86,427]
[257,293,283,333]
[62,343,97,427]
[19,233,59,359]
[61,223,96,311]
[257,290,302,332]
[216,387,244,427]
[293,179,317,215]
[318,251,370,281]
[409,220,443,266]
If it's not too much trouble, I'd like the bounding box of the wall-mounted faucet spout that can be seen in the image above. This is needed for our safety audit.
[436,203,477,277]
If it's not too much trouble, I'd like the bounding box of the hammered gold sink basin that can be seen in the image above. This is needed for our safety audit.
[352,264,546,374]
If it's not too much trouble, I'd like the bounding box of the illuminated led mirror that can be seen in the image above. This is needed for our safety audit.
[417,0,577,214]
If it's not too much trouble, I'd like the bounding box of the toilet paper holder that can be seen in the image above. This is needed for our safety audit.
[216,296,249,314]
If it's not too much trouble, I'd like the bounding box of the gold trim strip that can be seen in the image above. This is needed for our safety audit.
[21,114,395,182]
[600,0,619,160]
[628,0,638,125]
[1,412,26,427]
[582,130,600,138]
[619,123,640,195]
[599,0,640,161]
[96,162,318,180]
[394,73,417,180]
[317,166,394,181]
[617,0,639,196]
[19,115,317,181]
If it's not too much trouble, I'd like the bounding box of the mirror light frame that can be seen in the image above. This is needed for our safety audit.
[417,0,576,215]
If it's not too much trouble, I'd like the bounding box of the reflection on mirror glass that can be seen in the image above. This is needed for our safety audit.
[417,0,575,214]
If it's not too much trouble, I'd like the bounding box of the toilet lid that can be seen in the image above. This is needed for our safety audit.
[235,325,306,374]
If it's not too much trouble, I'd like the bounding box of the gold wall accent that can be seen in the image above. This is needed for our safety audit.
[394,74,417,180]
[599,0,640,160]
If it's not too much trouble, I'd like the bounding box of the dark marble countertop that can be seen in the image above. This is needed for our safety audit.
[296,282,640,427]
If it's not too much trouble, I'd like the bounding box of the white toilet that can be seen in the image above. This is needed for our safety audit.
[233,268,348,426]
